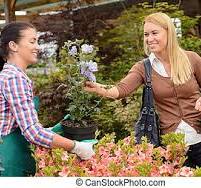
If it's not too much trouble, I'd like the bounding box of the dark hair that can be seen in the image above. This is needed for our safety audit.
[0,22,35,71]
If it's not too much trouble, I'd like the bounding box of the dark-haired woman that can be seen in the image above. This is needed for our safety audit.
[0,22,94,177]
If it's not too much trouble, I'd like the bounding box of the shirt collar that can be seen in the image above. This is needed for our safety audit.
[4,63,32,83]
[148,53,169,77]
[149,53,159,65]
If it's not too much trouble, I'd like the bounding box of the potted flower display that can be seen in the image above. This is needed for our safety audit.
[34,132,201,177]
[56,39,100,141]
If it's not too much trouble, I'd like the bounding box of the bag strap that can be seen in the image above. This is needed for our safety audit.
[144,58,152,86]
[142,58,154,108]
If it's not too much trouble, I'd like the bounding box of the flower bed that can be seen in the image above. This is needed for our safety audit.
[34,133,201,177]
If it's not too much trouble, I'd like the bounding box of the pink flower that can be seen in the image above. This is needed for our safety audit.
[176,167,194,177]
[35,147,49,158]
[150,166,161,176]
[48,159,55,166]
[61,151,69,161]
[114,149,124,157]
[34,134,196,177]
[119,166,139,176]
[59,167,69,177]
[38,159,46,169]
[123,136,131,144]
[159,163,174,176]
[98,146,109,157]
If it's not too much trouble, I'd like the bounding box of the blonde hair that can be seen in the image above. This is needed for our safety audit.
[144,12,192,85]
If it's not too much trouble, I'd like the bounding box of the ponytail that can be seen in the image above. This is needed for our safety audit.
[0,47,6,71]
[0,56,5,71]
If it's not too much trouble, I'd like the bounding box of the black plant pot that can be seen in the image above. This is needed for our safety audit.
[61,118,97,141]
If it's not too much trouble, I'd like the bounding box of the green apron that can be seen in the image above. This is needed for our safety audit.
[0,101,97,176]
[0,96,40,177]
[0,96,62,177]
[0,128,36,177]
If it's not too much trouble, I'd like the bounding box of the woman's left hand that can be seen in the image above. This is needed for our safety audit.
[195,97,201,111]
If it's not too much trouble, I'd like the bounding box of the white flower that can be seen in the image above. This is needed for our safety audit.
[68,46,78,56]
[87,60,98,72]
[78,60,98,82]
[81,44,93,54]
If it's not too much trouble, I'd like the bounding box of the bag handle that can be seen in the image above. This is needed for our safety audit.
[144,58,152,86]
[142,58,154,108]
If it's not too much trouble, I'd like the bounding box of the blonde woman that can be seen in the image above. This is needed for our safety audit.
[84,12,201,168]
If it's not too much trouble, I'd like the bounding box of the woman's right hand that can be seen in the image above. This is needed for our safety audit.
[84,81,119,99]
[70,141,95,160]
[84,81,107,96]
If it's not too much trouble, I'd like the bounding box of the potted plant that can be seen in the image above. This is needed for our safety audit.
[56,39,100,141]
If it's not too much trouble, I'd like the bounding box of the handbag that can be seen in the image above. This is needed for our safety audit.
[134,58,160,146]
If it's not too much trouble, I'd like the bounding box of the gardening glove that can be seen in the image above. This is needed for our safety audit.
[70,141,95,160]
[84,81,119,99]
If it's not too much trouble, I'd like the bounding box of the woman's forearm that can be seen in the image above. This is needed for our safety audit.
[51,134,74,151]
[104,86,119,99]
[95,84,119,99]
[84,81,120,99]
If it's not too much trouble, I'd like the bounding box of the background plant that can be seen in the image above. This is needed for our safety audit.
[31,40,101,127]
[59,40,101,123]
[31,2,201,138]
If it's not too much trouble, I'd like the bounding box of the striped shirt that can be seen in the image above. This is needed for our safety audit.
[0,63,54,148]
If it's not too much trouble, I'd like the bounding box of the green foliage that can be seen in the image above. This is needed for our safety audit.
[95,132,116,146]
[108,161,123,176]
[90,86,142,140]
[92,99,130,141]
[180,36,201,55]
[135,162,152,176]
[193,167,201,177]
[161,132,185,146]
[161,133,186,165]
[29,71,69,127]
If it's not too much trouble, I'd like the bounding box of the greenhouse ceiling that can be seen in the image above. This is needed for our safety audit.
[1,0,84,13]
[0,0,123,22]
